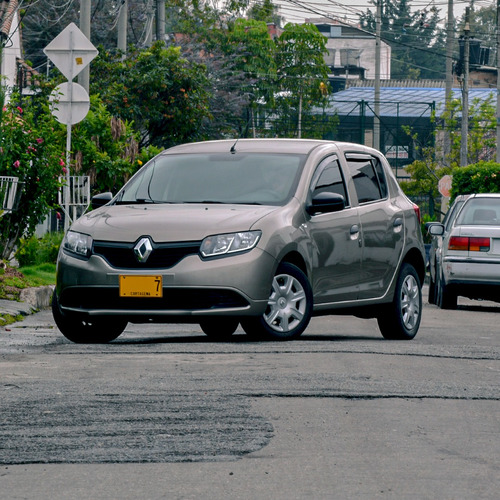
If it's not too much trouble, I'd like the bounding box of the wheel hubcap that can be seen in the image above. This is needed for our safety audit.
[400,275,420,330]
[264,273,306,333]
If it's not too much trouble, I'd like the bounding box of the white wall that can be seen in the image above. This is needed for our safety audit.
[325,37,391,80]
[1,12,22,96]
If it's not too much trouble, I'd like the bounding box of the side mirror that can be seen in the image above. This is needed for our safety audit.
[427,223,444,236]
[91,192,113,210]
[306,192,345,215]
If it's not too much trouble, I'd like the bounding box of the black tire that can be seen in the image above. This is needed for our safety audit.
[241,262,313,340]
[377,263,422,340]
[436,270,457,310]
[52,293,127,344]
[199,318,239,340]
[428,268,437,305]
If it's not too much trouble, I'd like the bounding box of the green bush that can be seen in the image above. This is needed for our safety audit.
[15,232,64,267]
[450,162,500,202]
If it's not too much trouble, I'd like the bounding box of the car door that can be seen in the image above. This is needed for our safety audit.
[307,156,362,303]
[344,153,405,300]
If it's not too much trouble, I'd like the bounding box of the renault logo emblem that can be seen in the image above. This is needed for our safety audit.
[134,237,153,263]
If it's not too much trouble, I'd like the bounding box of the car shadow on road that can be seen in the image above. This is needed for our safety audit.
[115,333,385,345]
[456,304,500,313]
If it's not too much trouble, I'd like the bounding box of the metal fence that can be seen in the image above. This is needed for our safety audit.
[0,176,21,215]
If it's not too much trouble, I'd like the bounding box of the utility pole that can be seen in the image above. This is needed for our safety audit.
[444,0,454,165]
[460,7,470,167]
[117,0,128,59]
[496,0,500,162]
[373,0,381,151]
[156,0,165,42]
[78,0,91,93]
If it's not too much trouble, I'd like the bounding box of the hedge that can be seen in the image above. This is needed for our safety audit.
[450,161,500,202]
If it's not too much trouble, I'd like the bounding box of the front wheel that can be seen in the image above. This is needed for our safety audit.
[241,262,313,340]
[52,293,127,344]
[377,263,422,340]
[199,318,239,340]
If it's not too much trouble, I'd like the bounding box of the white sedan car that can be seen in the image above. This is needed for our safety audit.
[428,193,500,309]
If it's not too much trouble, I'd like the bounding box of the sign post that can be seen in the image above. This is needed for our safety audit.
[44,23,98,230]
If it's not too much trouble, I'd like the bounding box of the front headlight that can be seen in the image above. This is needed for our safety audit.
[63,230,93,259]
[200,231,261,258]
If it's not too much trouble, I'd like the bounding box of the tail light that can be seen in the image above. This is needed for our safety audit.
[449,236,490,252]
[412,203,421,223]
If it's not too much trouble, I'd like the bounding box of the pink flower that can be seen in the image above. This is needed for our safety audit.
[17,106,23,114]
[13,160,20,168]
[62,167,68,174]
[36,138,43,144]
[56,212,62,220]
[59,158,65,166]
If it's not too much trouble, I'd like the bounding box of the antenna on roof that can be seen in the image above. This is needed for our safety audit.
[230,137,239,154]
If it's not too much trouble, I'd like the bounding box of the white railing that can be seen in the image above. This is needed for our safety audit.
[58,175,90,226]
[0,176,21,217]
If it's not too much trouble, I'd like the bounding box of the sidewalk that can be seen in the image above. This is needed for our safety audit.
[0,286,54,316]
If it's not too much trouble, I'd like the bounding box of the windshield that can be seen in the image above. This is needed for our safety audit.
[455,198,500,226]
[116,152,305,206]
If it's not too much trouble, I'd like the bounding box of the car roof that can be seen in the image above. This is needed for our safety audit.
[161,139,380,156]
[468,193,500,199]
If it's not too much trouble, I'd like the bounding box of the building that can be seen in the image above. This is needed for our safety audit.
[309,18,391,91]
[317,85,497,177]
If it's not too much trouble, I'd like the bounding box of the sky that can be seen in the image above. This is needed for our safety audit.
[274,0,479,27]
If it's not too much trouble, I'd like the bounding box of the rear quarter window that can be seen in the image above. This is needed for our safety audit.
[345,154,387,204]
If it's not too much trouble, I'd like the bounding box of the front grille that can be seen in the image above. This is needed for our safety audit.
[60,287,249,311]
[92,240,202,269]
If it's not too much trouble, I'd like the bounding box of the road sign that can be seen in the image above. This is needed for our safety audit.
[438,175,453,198]
[43,22,98,81]
[49,82,90,125]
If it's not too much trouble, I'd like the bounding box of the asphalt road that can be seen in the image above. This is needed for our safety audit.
[1,286,499,499]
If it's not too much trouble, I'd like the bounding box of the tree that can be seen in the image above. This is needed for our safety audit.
[21,0,153,70]
[0,86,66,260]
[219,18,277,136]
[91,42,212,148]
[275,23,329,138]
[400,94,497,212]
[70,96,161,194]
[359,0,446,80]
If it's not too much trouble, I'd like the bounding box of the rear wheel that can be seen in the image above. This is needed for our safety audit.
[436,270,457,310]
[241,262,313,340]
[52,293,127,344]
[377,263,422,340]
[199,318,239,340]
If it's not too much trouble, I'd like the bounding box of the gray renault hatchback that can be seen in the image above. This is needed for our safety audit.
[53,139,426,343]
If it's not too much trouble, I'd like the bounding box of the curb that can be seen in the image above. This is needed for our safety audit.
[0,285,55,317]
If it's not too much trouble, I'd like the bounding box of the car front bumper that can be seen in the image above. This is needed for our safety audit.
[56,247,276,321]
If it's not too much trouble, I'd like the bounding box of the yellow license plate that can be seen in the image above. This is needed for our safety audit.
[119,275,163,298]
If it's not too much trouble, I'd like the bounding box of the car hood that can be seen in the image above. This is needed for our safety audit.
[71,204,278,242]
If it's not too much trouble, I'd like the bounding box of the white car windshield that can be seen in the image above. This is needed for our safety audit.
[117,153,305,206]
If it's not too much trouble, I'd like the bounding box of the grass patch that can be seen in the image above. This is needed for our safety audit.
[18,263,57,286]
[0,313,24,326]
[0,263,56,301]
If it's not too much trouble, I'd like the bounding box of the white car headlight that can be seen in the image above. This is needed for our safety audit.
[63,230,93,258]
[200,231,261,258]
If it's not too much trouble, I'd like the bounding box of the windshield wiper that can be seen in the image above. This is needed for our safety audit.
[135,198,157,204]
[182,200,225,204]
